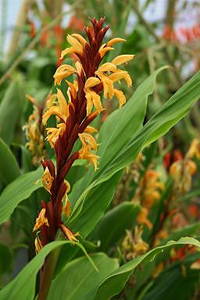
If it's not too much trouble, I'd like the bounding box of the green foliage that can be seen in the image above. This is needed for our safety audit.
[0,167,42,225]
[95,237,200,300]
[47,253,119,300]
[0,80,24,145]
[0,138,20,185]
[91,202,140,251]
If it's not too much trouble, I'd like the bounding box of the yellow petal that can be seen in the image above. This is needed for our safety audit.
[109,71,132,87]
[60,224,79,242]
[46,123,66,147]
[57,89,69,121]
[54,64,76,84]
[33,208,49,232]
[98,63,117,73]
[86,92,93,115]
[84,126,98,133]
[72,33,87,46]
[79,132,98,150]
[66,80,77,99]
[85,77,101,90]
[79,150,99,171]
[60,47,74,59]
[42,167,54,192]
[67,34,83,53]
[90,91,104,112]
[114,89,126,107]
[112,55,135,66]
[107,37,126,47]
[34,236,43,253]
[42,106,62,124]
[99,46,114,57]
[96,72,114,99]
[75,61,83,75]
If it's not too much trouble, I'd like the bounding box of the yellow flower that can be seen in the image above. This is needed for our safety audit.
[33,208,49,232]
[23,95,45,165]
[84,77,103,114]
[42,167,54,193]
[61,34,86,59]
[137,207,153,229]
[62,180,71,217]
[60,224,79,243]
[43,89,69,125]
[78,131,99,170]
[46,123,66,148]
[54,64,76,85]
[34,236,43,253]
[187,139,200,159]
[59,32,134,115]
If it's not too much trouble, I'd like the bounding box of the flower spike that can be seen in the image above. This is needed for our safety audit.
[33,18,134,253]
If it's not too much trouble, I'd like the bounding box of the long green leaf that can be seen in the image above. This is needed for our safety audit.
[0,80,24,145]
[0,241,82,300]
[0,138,20,185]
[48,253,119,300]
[0,167,42,225]
[95,237,200,300]
[97,70,200,182]
[69,172,121,236]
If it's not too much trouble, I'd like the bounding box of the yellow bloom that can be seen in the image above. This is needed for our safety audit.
[84,77,103,114]
[34,236,43,253]
[137,207,153,229]
[111,54,135,66]
[42,167,54,193]
[187,139,200,159]
[79,132,98,150]
[60,224,79,242]
[78,131,99,170]
[33,208,49,232]
[79,150,99,171]
[54,64,76,85]
[106,38,126,47]
[62,180,71,217]
[61,34,86,59]
[23,95,46,165]
[43,90,69,124]
[46,123,66,147]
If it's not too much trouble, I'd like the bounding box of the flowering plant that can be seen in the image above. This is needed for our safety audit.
[1,15,200,300]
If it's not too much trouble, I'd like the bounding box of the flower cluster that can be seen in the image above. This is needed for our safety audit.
[135,169,164,229]
[23,95,46,166]
[33,18,134,252]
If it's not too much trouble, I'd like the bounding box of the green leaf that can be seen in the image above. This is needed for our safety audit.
[0,241,82,300]
[95,237,200,300]
[143,254,200,300]
[69,172,121,237]
[91,202,140,251]
[0,80,24,145]
[47,253,119,300]
[105,70,200,178]
[0,138,20,185]
[0,167,42,225]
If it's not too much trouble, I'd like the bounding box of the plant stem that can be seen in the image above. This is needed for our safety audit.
[38,248,60,300]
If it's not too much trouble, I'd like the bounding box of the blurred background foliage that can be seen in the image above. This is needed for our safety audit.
[1,0,200,299]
